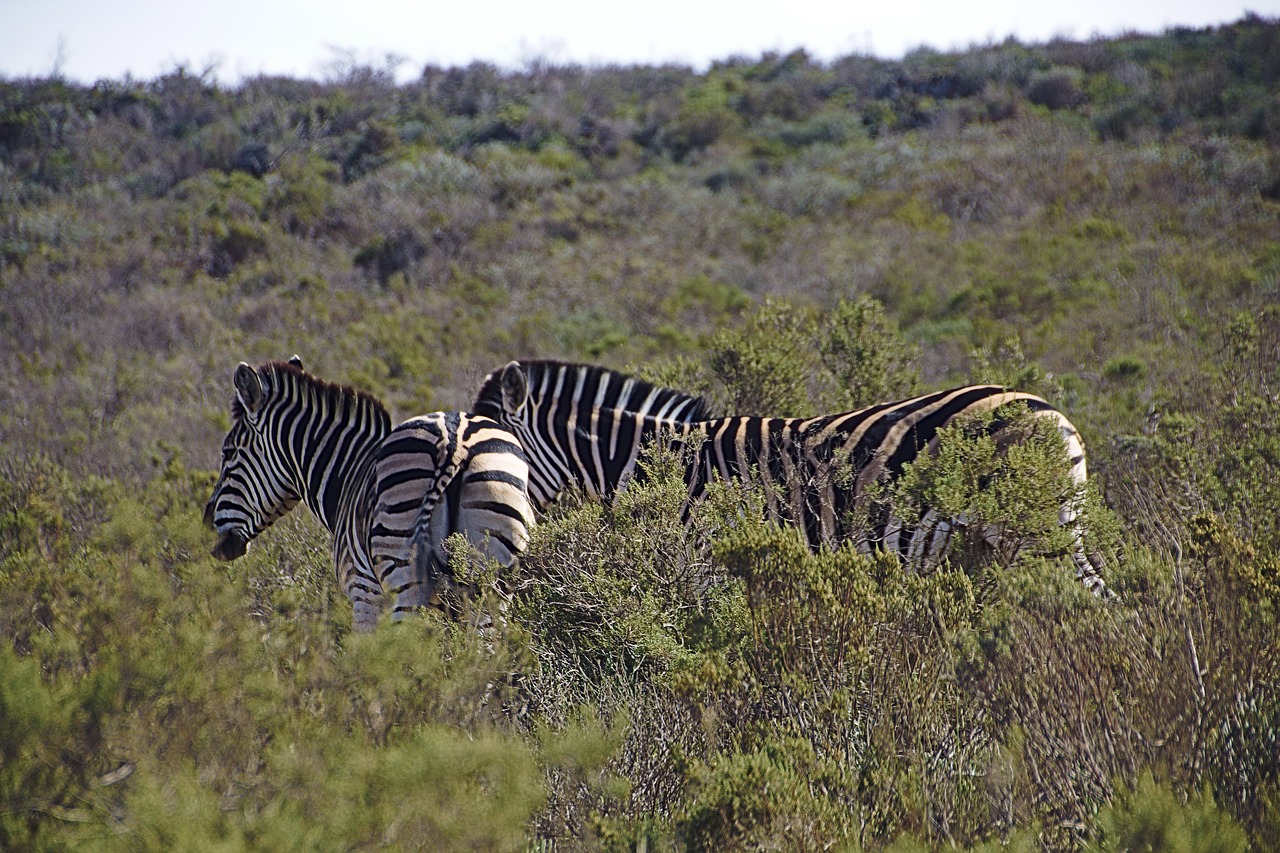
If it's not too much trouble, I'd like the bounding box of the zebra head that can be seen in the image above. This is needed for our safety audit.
[204,361,304,561]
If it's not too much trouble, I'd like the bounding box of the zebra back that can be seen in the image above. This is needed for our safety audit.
[473,359,715,510]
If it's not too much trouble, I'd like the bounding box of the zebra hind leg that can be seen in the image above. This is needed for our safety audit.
[1060,498,1114,600]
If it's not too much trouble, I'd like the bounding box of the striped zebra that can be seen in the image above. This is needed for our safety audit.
[472,359,714,512]
[204,358,534,630]
[473,360,1108,595]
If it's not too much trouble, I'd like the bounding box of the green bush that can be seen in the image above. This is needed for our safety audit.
[515,447,748,690]
[662,76,745,161]
[678,739,855,852]
[818,295,920,410]
[0,460,614,851]
[1092,772,1248,853]
[352,229,427,284]
[707,299,818,415]
[890,402,1087,570]
[1102,354,1147,383]
[1026,67,1086,110]
[647,295,919,417]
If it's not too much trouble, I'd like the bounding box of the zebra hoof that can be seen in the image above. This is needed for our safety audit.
[211,530,249,561]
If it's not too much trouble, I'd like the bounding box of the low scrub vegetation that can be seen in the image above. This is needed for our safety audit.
[3,13,1280,850]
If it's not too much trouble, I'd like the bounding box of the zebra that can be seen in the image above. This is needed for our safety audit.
[471,359,715,512]
[473,360,1108,595]
[204,357,534,630]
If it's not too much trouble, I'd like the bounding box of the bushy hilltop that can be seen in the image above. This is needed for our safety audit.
[3,13,1280,472]
[2,14,1280,851]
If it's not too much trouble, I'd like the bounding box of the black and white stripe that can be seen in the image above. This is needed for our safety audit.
[372,410,533,617]
[474,361,1107,595]
[472,360,714,512]
[204,359,533,630]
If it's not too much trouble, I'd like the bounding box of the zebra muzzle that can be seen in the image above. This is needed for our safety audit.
[211,528,250,561]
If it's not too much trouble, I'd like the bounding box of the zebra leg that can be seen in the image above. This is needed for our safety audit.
[1056,437,1112,599]
[351,597,382,632]
[1060,503,1112,599]
[403,513,450,619]
[338,556,385,632]
[372,526,443,622]
[371,412,472,621]
[369,489,440,623]
[883,508,958,572]
[910,509,957,571]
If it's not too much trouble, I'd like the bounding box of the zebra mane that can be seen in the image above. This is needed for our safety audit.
[232,360,392,430]
[473,359,717,421]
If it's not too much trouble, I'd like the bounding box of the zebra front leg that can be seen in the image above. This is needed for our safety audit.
[340,558,386,632]
[351,596,382,632]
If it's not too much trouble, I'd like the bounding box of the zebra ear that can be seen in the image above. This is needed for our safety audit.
[233,362,264,413]
[499,361,528,416]
[288,355,305,371]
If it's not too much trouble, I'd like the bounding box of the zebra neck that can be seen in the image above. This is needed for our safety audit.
[518,405,705,511]
[305,431,385,533]
[292,406,390,534]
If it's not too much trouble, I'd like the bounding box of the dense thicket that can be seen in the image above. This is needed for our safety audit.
[2,14,1278,850]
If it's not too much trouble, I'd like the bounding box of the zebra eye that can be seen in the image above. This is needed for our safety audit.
[221,445,237,463]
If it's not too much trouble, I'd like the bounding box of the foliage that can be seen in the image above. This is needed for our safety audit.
[890,402,1091,568]
[509,429,1278,850]
[641,295,920,417]
[1091,772,1249,853]
[0,458,608,851]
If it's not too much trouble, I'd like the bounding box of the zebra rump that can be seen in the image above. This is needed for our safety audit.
[372,410,533,617]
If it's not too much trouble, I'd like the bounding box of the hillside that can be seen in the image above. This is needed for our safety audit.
[2,14,1279,850]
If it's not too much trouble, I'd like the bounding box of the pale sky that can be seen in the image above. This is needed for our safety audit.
[2,0,1277,83]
